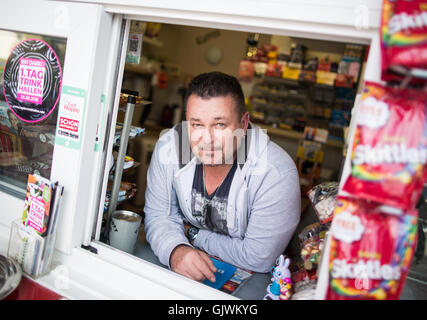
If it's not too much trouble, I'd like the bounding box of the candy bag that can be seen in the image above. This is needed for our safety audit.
[381,0,427,81]
[298,223,328,270]
[342,81,427,211]
[291,266,318,293]
[308,182,339,224]
[326,197,418,300]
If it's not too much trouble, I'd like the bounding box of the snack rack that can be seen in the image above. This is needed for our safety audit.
[296,126,328,195]
[103,91,150,237]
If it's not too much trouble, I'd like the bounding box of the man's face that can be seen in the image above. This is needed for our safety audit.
[186,94,249,166]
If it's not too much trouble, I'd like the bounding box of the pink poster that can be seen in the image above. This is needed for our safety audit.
[17,58,46,105]
[2,39,62,123]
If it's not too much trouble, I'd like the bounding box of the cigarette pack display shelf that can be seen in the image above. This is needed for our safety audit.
[142,35,163,47]
[109,156,141,179]
[256,123,343,149]
[119,92,151,110]
[104,181,138,213]
[252,75,315,119]
[123,160,141,172]
[113,124,145,147]
[253,59,360,125]
[104,92,150,236]
[251,76,309,132]
[124,64,155,76]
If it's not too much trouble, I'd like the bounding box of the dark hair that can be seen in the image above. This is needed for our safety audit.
[184,72,247,117]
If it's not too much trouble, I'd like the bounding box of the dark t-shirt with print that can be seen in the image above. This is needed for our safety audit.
[190,159,238,235]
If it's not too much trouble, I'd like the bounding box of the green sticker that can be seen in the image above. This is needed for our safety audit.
[55,86,87,150]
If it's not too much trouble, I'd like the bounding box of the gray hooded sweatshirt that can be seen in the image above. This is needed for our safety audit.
[144,122,300,273]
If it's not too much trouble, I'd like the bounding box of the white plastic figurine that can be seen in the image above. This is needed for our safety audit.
[263,255,292,300]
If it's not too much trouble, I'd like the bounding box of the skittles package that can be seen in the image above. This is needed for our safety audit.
[381,0,427,81]
[326,197,418,300]
[342,81,427,211]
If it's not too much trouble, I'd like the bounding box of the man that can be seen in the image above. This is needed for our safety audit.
[144,72,300,283]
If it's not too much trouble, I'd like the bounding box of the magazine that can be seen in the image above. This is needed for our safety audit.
[203,257,253,295]
[203,258,237,289]
[21,174,53,236]
[220,266,253,295]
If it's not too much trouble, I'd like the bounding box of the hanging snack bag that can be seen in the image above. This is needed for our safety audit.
[381,0,427,81]
[298,223,328,270]
[326,197,418,300]
[342,81,427,211]
[308,182,339,224]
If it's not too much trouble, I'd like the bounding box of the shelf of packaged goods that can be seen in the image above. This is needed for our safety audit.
[263,76,300,87]
[104,181,137,213]
[252,101,287,112]
[313,83,335,89]
[119,92,151,107]
[254,87,309,102]
[110,160,140,175]
[257,123,343,149]
[124,64,155,76]
[143,35,163,47]
[124,160,140,172]
[287,92,309,101]
[254,86,288,98]
[113,126,145,149]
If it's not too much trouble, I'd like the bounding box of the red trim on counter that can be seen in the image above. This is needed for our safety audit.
[5,276,63,300]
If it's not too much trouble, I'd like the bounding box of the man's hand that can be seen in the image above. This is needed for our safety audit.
[170,245,217,282]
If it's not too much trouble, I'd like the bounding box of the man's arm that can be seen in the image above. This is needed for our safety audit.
[193,168,301,273]
[143,140,191,268]
[144,139,217,281]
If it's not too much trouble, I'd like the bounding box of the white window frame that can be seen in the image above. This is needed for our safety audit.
[87,1,383,299]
